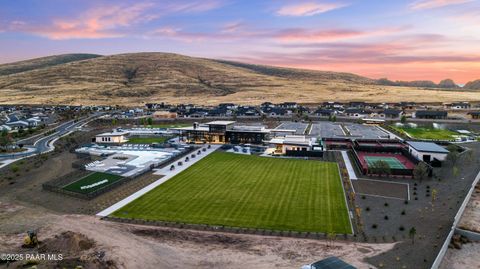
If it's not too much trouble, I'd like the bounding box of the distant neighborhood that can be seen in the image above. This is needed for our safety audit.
[2,101,480,134]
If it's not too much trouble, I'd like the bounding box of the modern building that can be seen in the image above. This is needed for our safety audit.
[406,141,449,163]
[174,121,269,144]
[94,131,129,144]
[269,135,323,157]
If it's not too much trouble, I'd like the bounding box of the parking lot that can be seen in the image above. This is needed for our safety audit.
[344,123,390,139]
[275,122,308,135]
[309,122,346,138]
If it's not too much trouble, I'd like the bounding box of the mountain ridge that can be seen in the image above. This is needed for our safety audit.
[0,52,479,105]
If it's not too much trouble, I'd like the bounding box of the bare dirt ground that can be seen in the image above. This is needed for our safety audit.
[0,210,395,269]
[440,242,480,269]
[458,183,480,233]
[352,179,409,200]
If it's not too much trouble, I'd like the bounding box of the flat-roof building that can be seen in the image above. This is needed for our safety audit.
[406,141,449,163]
[94,131,129,144]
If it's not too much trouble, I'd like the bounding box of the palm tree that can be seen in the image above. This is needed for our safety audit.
[409,227,416,244]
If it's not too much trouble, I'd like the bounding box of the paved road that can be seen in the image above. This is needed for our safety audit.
[0,114,100,160]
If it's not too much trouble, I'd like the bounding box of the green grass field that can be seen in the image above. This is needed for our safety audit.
[112,152,351,233]
[391,126,458,140]
[63,172,123,194]
[127,137,170,144]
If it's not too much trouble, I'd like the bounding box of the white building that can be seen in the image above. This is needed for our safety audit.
[94,131,129,144]
[269,135,322,155]
[406,141,449,163]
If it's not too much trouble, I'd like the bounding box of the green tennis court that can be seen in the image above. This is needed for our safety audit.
[365,156,406,169]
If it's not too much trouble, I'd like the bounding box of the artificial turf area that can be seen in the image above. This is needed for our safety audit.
[127,137,170,144]
[112,152,352,234]
[391,126,458,140]
[63,172,123,194]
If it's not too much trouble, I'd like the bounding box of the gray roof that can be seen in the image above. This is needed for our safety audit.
[311,257,356,269]
[407,141,449,153]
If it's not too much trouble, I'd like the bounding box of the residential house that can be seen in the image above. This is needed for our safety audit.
[313,109,335,117]
[468,112,480,119]
[413,110,448,119]
[344,108,371,118]
[380,109,402,119]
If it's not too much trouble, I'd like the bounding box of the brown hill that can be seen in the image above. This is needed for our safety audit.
[0,52,479,105]
[464,79,480,90]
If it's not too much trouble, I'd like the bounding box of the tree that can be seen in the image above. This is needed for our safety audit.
[446,149,459,167]
[370,160,391,177]
[332,115,337,122]
[409,227,417,244]
[111,118,118,126]
[147,117,153,125]
[431,189,437,202]
[413,162,429,182]
[140,118,146,126]
[400,115,407,124]
[0,132,13,150]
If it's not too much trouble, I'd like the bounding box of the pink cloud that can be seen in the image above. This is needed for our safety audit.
[273,26,407,42]
[8,0,224,40]
[409,0,473,10]
[9,2,156,39]
[276,1,347,16]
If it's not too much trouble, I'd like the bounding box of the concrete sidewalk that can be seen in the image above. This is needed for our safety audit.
[96,144,221,217]
[341,150,358,180]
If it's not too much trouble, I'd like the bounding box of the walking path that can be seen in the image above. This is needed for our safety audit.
[341,150,358,180]
[96,144,221,217]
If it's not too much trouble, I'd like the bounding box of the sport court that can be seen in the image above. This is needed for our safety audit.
[356,152,415,170]
[364,156,406,169]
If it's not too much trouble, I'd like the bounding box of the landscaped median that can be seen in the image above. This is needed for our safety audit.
[111,152,352,234]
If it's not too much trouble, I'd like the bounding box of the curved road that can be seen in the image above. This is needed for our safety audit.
[0,114,101,162]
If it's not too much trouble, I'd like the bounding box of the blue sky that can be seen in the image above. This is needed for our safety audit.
[0,0,479,83]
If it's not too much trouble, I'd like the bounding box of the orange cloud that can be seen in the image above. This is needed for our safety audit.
[276,1,347,16]
[409,0,473,10]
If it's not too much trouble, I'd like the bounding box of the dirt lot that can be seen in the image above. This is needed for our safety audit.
[458,182,480,233]
[352,179,409,200]
[0,210,396,269]
[440,242,480,269]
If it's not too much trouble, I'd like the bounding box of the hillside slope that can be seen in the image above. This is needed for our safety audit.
[0,52,479,105]
[0,54,101,76]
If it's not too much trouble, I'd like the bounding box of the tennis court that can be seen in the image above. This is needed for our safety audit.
[364,156,406,169]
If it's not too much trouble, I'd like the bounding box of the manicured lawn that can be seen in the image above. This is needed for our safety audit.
[112,152,351,234]
[127,137,169,144]
[63,172,123,194]
[391,126,458,140]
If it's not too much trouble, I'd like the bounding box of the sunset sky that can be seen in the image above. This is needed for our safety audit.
[1,0,479,83]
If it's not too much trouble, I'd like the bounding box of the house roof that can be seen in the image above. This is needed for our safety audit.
[407,141,449,153]
[415,110,447,116]
[206,120,236,125]
[310,256,356,269]
[96,131,129,137]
